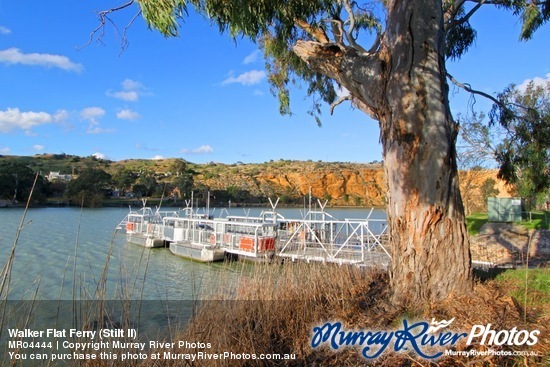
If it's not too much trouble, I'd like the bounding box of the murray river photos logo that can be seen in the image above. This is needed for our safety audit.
[310,318,540,359]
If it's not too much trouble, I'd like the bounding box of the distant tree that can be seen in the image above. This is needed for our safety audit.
[137,170,158,196]
[226,185,249,202]
[91,0,549,303]
[461,81,550,209]
[170,159,194,198]
[45,181,67,198]
[491,81,550,205]
[0,163,46,203]
[169,159,188,176]
[67,168,112,207]
[480,178,499,204]
[172,175,194,198]
[456,113,499,215]
[132,183,148,198]
[112,168,137,192]
[457,112,501,169]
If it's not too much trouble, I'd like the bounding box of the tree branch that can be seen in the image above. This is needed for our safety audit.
[293,40,383,119]
[445,0,468,23]
[78,0,136,50]
[446,0,486,30]
[120,9,143,54]
[446,71,503,106]
[326,19,345,45]
[330,95,351,114]
[447,72,534,128]
[294,19,330,44]
[367,31,382,54]
[342,0,369,54]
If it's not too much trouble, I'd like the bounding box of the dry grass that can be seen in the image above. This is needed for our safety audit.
[142,262,548,367]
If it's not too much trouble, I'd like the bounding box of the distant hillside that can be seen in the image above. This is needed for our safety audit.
[114,158,388,206]
[0,153,112,175]
[0,154,510,209]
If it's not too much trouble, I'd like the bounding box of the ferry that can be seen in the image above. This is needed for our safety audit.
[116,197,390,267]
[162,214,278,262]
[116,206,176,248]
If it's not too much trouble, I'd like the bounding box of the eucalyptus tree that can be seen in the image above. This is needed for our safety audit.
[492,80,550,205]
[67,168,113,207]
[92,0,549,304]
[459,80,550,208]
[170,159,195,198]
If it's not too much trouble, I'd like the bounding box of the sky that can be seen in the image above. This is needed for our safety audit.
[0,1,549,165]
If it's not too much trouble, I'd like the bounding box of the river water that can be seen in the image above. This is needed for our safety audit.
[0,206,385,301]
[0,206,385,354]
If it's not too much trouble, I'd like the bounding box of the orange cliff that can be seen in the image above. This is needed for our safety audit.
[195,161,509,209]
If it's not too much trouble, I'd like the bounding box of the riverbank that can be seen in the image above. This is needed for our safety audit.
[143,263,549,366]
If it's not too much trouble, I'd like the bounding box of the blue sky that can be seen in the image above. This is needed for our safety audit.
[0,2,548,164]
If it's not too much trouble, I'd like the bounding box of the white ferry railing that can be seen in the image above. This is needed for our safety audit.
[121,202,390,266]
[162,216,277,258]
[277,216,389,265]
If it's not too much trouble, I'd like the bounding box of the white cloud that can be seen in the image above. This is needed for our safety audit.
[92,152,106,160]
[80,107,105,120]
[1,147,10,154]
[116,109,140,120]
[54,109,69,123]
[194,145,214,154]
[108,90,139,102]
[107,79,147,102]
[0,48,83,72]
[517,73,550,92]
[0,26,12,35]
[243,50,261,64]
[32,144,45,151]
[152,155,165,160]
[0,107,54,133]
[122,79,143,90]
[86,125,107,134]
[180,145,214,155]
[222,70,266,86]
[80,107,111,134]
[86,122,114,134]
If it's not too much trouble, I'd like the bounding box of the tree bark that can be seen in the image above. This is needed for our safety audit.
[381,0,472,305]
[294,0,472,305]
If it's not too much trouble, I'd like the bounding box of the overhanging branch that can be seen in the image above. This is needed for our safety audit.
[295,19,330,44]
[330,95,351,115]
[342,0,368,54]
[446,71,502,105]
[447,72,534,126]
[79,0,137,50]
[445,0,486,30]
[293,40,383,119]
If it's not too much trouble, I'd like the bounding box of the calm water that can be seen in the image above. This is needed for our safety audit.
[0,206,385,301]
[0,206,385,350]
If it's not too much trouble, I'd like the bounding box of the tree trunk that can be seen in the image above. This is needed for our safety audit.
[294,0,472,305]
[380,0,472,304]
